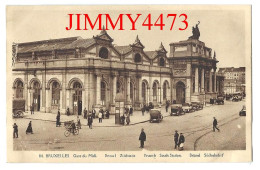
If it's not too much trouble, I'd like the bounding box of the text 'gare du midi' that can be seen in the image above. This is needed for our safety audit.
[12,28,224,115]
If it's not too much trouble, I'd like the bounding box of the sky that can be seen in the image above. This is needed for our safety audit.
[7,5,249,68]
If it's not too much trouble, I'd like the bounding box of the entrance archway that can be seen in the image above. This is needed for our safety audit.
[72,82,82,115]
[32,81,41,111]
[142,81,148,104]
[176,81,185,104]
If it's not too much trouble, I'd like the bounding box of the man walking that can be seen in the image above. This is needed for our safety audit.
[88,115,93,129]
[129,106,133,116]
[213,117,220,132]
[98,109,103,123]
[174,130,179,149]
[139,128,146,148]
[92,108,96,119]
[30,104,34,115]
[178,133,185,150]
[13,123,18,138]
[141,106,145,116]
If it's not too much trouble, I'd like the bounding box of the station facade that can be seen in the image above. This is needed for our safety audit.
[12,29,223,115]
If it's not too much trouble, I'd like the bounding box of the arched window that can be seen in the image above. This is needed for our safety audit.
[134,53,142,63]
[142,82,147,102]
[52,82,60,105]
[130,82,134,101]
[153,82,158,101]
[73,82,82,101]
[99,47,109,59]
[116,81,122,93]
[159,57,165,66]
[101,81,106,102]
[15,80,23,99]
[163,82,168,100]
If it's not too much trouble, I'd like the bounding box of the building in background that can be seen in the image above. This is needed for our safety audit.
[218,67,246,94]
[12,28,224,115]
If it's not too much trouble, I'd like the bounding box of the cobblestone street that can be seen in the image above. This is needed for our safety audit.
[12,100,246,151]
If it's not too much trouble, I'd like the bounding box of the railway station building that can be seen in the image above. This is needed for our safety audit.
[12,29,223,115]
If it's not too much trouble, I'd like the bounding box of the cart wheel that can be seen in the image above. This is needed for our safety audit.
[16,111,23,118]
[75,129,79,135]
[64,130,70,137]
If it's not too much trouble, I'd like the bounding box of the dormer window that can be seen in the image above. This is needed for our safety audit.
[99,47,108,59]
[134,53,142,63]
[159,57,165,67]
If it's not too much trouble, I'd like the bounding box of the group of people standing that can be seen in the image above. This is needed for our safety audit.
[174,130,185,150]
[120,106,133,125]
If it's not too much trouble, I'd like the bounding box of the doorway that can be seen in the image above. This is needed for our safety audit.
[176,81,185,104]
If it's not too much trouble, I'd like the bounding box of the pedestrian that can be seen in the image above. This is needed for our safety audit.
[30,104,34,115]
[98,109,103,123]
[56,110,61,127]
[141,106,145,116]
[83,108,87,119]
[105,109,110,119]
[77,116,81,129]
[126,114,130,125]
[178,133,185,150]
[101,108,104,119]
[88,115,93,129]
[13,123,18,138]
[213,117,220,132]
[121,114,125,125]
[129,106,133,116]
[166,101,169,112]
[71,120,76,135]
[66,108,70,116]
[92,108,96,119]
[26,121,33,134]
[174,130,179,149]
[139,128,146,148]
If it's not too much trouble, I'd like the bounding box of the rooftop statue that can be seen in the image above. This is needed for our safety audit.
[189,21,200,40]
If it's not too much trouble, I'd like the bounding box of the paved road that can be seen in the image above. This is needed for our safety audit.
[13,100,246,151]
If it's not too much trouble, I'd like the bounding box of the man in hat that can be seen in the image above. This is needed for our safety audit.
[213,117,220,132]
[13,123,18,138]
[139,128,146,148]
[174,130,179,149]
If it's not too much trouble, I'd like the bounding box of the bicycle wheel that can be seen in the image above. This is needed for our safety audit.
[64,130,70,137]
[74,129,79,135]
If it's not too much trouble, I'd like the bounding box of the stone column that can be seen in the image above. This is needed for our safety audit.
[24,74,28,111]
[201,68,205,93]
[126,76,131,102]
[209,69,212,92]
[96,74,101,105]
[214,70,217,92]
[41,72,46,112]
[186,79,191,103]
[112,75,117,103]
[138,76,142,102]
[61,71,66,114]
[195,67,199,93]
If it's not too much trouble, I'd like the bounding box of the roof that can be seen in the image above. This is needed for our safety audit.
[218,67,245,73]
[16,36,95,53]
[114,45,132,55]
[144,51,157,60]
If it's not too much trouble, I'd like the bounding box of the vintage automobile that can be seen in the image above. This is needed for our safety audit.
[191,102,201,111]
[149,109,163,123]
[239,106,246,116]
[170,104,184,116]
[232,95,243,102]
[182,103,193,113]
[12,99,25,118]
[216,96,225,105]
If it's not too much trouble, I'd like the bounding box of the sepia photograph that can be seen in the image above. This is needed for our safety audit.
[6,5,252,162]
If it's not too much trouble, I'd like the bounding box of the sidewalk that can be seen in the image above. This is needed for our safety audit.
[23,107,171,127]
